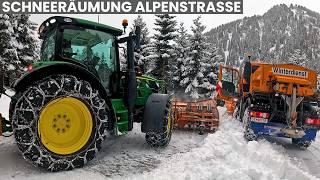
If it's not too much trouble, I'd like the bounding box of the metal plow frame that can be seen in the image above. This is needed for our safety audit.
[172,98,219,135]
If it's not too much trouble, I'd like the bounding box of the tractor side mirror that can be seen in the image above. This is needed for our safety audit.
[134,26,141,50]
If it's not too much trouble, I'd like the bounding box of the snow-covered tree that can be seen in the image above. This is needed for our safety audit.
[288,49,307,66]
[143,42,158,75]
[206,45,224,90]
[181,16,217,99]
[172,22,190,91]
[149,14,177,86]
[15,14,40,65]
[0,14,39,85]
[132,15,151,73]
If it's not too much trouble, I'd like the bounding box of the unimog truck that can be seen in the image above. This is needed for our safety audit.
[217,59,320,148]
[0,16,173,171]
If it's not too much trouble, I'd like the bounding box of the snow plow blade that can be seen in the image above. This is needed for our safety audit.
[172,98,219,135]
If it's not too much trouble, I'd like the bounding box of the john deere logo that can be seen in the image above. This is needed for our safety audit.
[272,67,308,78]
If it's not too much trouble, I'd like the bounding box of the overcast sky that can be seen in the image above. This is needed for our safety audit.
[30,0,320,34]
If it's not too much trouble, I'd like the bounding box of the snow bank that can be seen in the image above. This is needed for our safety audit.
[118,108,316,180]
[0,90,12,119]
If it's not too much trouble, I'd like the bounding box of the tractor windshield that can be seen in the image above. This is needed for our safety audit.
[61,28,116,91]
[61,28,116,69]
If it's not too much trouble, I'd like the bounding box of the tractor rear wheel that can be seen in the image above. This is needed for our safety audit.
[12,74,110,171]
[145,99,173,147]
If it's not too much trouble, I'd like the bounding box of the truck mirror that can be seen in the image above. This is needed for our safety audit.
[134,26,141,50]
[217,99,225,107]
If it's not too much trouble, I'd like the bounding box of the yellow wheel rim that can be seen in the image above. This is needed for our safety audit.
[38,97,93,155]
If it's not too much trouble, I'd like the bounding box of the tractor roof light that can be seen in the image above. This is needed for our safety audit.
[122,19,128,27]
[64,18,72,23]
[122,19,128,33]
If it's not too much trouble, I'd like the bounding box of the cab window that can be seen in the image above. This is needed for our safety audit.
[41,30,56,61]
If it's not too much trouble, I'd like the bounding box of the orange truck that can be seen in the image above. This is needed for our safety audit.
[216,61,320,148]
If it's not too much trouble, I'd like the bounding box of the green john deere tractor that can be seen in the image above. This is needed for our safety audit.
[0,16,173,171]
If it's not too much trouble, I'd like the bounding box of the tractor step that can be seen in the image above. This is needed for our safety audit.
[111,99,129,133]
[0,114,13,137]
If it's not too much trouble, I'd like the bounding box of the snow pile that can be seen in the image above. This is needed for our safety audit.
[119,108,316,180]
[0,90,12,119]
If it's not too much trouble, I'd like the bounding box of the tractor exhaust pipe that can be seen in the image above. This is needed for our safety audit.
[126,26,141,131]
[126,32,136,131]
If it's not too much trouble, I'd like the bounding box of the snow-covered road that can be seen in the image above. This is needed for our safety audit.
[0,94,319,180]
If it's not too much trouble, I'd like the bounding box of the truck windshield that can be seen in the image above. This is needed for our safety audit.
[61,28,116,72]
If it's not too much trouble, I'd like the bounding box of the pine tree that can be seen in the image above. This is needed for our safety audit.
[205,45,224,92]
[182,16,216,99]
[132,15,151,73]
[288,49,307,66]
[143,42,158,75]
[149,14,177,87]
[15,14,40,66]
[0,14,39,85]
[0,14,19,85]
[173,22,190,91]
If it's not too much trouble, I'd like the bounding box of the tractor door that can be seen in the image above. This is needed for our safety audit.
[217,65,240,104]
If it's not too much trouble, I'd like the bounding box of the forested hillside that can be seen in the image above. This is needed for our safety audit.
[206,4,320,71]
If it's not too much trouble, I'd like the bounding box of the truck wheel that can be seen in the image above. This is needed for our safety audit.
[233,105,240,121]
[145,99,173,147]
[12,74,109,171]
[243,106,257,141]
[292,139,311,149]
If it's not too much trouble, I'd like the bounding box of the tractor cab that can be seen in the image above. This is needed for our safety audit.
[37,16,123,96]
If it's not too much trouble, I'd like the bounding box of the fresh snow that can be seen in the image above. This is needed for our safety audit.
[0,95,320,179]
[258,20,264,49]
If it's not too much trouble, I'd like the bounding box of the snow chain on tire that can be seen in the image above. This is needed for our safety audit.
[292,139,311,149]
[145,99,173,147]
[243,105,258,141]
[12,74,110,171]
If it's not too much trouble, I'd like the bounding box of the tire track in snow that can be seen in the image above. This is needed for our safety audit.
[87,127,207,178]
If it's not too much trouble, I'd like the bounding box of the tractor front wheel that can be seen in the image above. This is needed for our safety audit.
[12,74,110,171]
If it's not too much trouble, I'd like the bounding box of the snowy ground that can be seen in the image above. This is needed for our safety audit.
[0,94,320,180]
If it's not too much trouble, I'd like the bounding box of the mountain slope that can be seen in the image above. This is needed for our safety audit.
[206,4,320,71]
